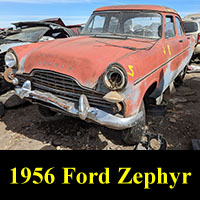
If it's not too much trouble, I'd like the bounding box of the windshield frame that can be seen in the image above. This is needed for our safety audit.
[81,10,163,40]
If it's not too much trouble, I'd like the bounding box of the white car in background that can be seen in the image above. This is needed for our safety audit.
[183,14,200,57]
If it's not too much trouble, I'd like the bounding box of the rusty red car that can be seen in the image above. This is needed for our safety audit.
[4,5,195,144]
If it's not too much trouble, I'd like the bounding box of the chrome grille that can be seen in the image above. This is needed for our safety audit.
[16,70,118,114]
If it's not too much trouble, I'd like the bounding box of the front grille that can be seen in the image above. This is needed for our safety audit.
[16,70,119,114]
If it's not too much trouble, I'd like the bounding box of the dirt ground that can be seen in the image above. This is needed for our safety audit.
[0,69,200,150]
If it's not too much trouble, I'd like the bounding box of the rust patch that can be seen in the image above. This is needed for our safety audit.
[29,93,70,110]
[4,68,14,83]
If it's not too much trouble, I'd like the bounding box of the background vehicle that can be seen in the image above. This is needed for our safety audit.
[183,13,200,21]
[0,18,82,95]
[183,19,200,59]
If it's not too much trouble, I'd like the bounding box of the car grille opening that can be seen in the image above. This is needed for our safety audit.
[16,70,122,115]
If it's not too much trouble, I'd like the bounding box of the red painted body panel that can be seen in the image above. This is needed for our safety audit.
[15,36,154,88]
[95,5,178,15]
[10,5,195,120]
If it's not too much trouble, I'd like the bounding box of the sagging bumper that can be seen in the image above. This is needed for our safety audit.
[15,80,143,130]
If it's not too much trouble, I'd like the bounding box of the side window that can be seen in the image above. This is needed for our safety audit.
[175,17,184,36]
[165,16,176,39]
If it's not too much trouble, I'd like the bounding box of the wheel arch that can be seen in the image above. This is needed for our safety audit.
[143,81,158,106]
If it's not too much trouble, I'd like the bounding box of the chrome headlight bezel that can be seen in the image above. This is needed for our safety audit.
[103,63,127,91]
[4,51,18,69]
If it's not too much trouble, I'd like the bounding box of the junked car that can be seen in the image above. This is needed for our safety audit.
[0,18,80,94]
[183,13,200,21]
[4,5,195,144]
[183,19,200,58]
[0,19,78,71]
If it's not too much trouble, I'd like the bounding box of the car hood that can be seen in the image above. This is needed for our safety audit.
[16,36,155,88]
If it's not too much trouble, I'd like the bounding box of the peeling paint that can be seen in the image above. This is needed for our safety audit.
[151,42,194,98]
[5,6,196,132]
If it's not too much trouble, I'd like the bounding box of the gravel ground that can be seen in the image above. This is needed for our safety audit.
[0,69,200,150]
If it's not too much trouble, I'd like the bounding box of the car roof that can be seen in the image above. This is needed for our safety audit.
[94,5,178,14]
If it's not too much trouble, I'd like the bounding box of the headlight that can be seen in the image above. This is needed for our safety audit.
[104,63,127,91]
[4,51,17,68]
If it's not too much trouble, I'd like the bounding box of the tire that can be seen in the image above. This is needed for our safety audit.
[38,105,56,117]
[0,78,14,95]
[121,101,146,145]
[0,102,5,118]
[174,66,187,87]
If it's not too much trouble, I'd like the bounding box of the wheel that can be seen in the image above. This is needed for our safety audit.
[174,66,187,87]
[0,78,14,95]
[38,105,56,117]
[121,101,146,145]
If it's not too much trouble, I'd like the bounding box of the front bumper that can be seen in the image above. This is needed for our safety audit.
[15,80,143,130]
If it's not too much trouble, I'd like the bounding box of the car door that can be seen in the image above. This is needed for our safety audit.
[174,15,192,68]
[151,13,194,99]
[158,14,180,92]
[164,15,180,68]
[174,15,191,69]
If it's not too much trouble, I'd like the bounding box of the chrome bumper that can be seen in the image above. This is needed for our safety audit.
[15,80,143,130]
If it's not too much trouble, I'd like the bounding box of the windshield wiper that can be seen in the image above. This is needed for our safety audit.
[84,33,160,42]
[96,40,136,50]
[96,40,158,51]
[90,34,128,40]
[107,32,129,38]
[108,32,161,42]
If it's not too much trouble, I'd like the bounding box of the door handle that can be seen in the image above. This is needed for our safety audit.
[187,37,190,39]
[179,40,183,43]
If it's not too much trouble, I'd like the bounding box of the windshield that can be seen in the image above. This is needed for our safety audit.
[81,11,162,39]
[5,26,50,42]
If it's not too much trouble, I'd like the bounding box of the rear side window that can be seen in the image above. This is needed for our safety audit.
[175,17,184,35]
[183,21,198,33]
[165,16,176,38]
